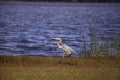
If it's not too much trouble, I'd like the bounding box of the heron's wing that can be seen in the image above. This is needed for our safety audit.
[62,44,76,54]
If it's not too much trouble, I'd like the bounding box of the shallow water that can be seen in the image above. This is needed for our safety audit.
[0,2,120,56]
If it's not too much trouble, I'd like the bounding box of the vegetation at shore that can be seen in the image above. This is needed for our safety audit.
[81,27,120,57]
[0,55,120,80]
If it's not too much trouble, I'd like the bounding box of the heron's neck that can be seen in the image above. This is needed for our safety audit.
[57,40,62,48]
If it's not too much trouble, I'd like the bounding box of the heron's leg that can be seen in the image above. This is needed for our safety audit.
[62,53,65,58]
[63,51,67,57]
[58,53,64,64]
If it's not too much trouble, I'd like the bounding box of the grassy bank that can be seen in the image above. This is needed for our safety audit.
[0,55,120,80]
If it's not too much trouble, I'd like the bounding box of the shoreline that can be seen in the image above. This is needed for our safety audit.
[0,54,119,80]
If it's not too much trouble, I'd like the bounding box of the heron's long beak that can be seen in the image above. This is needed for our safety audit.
[52,38,59,40]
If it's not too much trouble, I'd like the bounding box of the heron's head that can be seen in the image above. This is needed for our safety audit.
[52,38,62,41]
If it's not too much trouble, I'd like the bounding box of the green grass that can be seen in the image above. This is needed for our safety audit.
[0,55,120,80]
[88,27,120,57]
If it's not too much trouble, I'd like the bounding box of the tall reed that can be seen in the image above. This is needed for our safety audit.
[88,27,120,57]
[89,27,101,57]
[80,28,88,57]
[113,38,120,57]
[83,32,88,57]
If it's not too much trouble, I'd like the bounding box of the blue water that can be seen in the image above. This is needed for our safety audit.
[0,2,120,56]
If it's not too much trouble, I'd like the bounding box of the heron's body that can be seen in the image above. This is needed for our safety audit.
[62,44,76,55]
[52,38,76,57]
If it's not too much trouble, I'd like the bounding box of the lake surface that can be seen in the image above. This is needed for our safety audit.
[0,2,120,56]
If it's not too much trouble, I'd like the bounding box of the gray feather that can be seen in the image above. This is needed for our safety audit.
[62,44,76,54]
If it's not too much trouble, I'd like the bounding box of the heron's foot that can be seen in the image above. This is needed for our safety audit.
[58,58,63,64]
[58,59,62,63]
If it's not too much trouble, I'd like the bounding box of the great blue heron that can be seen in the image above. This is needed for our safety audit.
[52,38,76,57]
